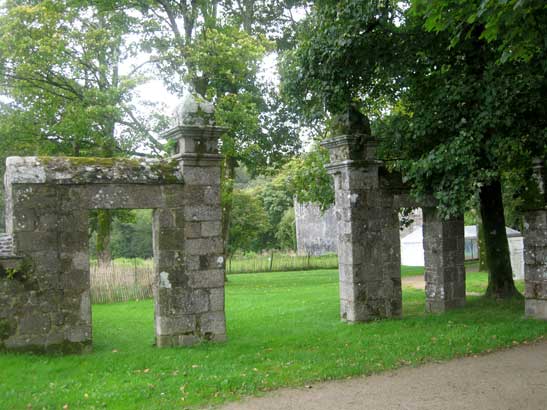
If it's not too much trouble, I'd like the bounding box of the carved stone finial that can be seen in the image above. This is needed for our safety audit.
[331,104,371,136]
[172,92,215,127]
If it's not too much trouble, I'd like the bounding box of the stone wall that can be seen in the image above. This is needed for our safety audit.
[294,201,338,255]
[294,202,423,257]
[0,124,227,353]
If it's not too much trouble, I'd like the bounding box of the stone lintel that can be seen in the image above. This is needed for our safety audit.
[5,157,183,185]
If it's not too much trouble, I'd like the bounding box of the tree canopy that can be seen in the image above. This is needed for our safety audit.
[281,0,547,297]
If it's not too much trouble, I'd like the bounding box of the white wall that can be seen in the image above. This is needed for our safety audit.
[508,236,525,280]
[401,226,525,280]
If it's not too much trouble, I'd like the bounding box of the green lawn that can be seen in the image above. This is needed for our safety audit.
[1,269,545,410]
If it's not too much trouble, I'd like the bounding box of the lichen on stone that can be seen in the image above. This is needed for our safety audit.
[5,156,184,185]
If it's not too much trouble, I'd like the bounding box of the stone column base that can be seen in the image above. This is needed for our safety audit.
[525,299,547,320]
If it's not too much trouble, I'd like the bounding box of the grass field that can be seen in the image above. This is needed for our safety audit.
[1,269,545,410]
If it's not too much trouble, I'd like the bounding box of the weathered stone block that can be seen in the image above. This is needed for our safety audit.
[157,228,185,251]
[154,208,176,228]
[525,299,547,320]
[201,221,222,237]
[209,287,225,312]
[203,185,221,204]
[525,281,547,300]
[66,325,92,343]
[182,166,221,186]
[198,311,226,337]
[11,208,38,232]
[19,313,51,335]
[155,315,196,336]
[14,231,58,252]
[184,206,222,222]
[161,185,186,208]
[184,222,202,239]
[85,185,165,209]
[185,238,223,256]
[187,269,225,289]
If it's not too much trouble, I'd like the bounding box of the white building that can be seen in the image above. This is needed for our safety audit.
[401,225,525,279]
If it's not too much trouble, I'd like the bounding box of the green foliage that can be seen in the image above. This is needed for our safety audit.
[228,190,271,255]
[0,0,164,156]
[111,210,153,259]
[89,210,153,260]
[0,257,35,282]
[284,0,547,218]
[284,144,334,210]
[275,207,297,251]
[413,0,547,63]
[0,270,543,409]
[252,173,294,249]
[280,0,404,116]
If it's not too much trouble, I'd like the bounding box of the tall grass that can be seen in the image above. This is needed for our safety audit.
[90,253,340,304]
[90,259,154,304]
[90,253,459,304]
[227,252,339,274]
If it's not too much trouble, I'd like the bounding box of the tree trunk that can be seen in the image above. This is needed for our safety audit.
[478,179,521,298]
[96,209,113,267]
[221,157,238,282]
[477,216,488,271]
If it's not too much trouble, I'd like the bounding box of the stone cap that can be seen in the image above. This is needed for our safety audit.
[5,157,184,185]
[163,125,225,167]
[172,93,215,127]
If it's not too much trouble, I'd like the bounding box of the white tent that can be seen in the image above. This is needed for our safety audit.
[400,225,524,279]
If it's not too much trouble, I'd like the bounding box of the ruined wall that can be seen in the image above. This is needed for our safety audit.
[294,201,338,255]
[294,201,423,257]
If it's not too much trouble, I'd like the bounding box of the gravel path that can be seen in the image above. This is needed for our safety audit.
[215,340,547,410]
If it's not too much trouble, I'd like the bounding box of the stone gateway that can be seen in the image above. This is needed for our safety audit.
[0,118,227,353]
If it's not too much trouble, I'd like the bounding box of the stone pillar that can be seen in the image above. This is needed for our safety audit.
[154,103,227,346]
[422,208,465,313]
[322,108,402,322]
[0,163,92,353]
[523,159,547,320]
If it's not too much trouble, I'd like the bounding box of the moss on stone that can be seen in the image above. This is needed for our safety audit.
[0,319,13,341]
[36,156,183,184]
[0,339,92,355]
[149,160,182,184]
[38,156,142,169]
[0,257,35,284]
